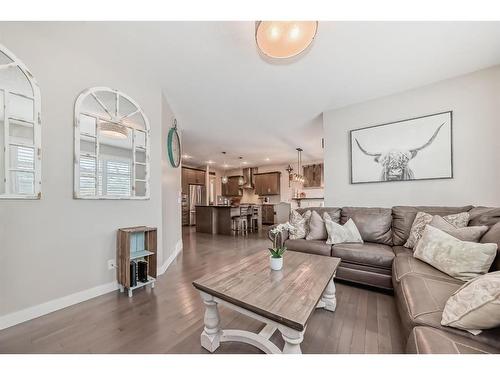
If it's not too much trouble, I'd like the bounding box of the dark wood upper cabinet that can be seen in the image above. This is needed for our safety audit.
[254,172,280,196]
[303,164,323,188]
[221,175,242,197]
[182,167,206,193]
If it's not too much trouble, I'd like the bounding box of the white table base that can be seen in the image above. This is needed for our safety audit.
[198,273,336,354]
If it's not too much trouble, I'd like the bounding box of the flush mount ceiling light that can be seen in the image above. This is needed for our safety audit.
[255,21,318,59]
[100,121,129,139]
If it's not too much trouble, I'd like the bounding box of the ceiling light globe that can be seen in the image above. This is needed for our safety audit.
[256,21,318,59]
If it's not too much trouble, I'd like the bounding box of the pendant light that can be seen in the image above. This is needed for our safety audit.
[291,148,305,184]
[221,152,228,184]
[255,21,318,59]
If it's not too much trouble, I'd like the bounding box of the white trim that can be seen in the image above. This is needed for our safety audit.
[158,239,183,275]
[0,281,119,330]
[0,239,183,330]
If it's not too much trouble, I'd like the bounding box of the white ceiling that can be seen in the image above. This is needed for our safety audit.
[150,21,500,168]
[9,21,500,169]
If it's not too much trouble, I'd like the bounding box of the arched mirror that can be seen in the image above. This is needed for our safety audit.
[0,44,41,199]
[74,87,150,199]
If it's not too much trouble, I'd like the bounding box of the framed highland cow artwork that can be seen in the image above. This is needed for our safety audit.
[350,111,453,184]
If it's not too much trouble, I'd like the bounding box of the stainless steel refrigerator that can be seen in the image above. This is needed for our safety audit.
[188,184,206,226]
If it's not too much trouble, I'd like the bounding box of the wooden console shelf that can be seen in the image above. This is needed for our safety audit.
[117,226,157,297]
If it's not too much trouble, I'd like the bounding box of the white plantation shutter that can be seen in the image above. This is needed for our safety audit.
[14,146,35,194]
[105,160,131,196]
[79,155,96,196]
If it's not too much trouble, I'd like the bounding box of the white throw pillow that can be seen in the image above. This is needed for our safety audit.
[288,210,312,240]
[442,271,500,335]
[413,225,497,281]
[324,213,363,245]
[404,211,470,249]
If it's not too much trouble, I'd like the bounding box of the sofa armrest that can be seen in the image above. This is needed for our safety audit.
[267,224,290,246]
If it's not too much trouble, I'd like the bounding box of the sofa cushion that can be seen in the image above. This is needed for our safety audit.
[332,242,394,269]
[392,255,463,284]
[285,239,332,257]
[481,222,500,272]
[397,273,500,349]
[392,205,474,246]
[407,326,500,354]
[393,246,413,257]
[341,207,393,245]
[295,207,341,224]
[468,206,500,227]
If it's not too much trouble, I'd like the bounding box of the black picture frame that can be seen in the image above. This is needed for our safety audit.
[349,111,453,184]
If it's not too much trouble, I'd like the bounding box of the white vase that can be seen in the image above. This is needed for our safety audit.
[270,256,283,271]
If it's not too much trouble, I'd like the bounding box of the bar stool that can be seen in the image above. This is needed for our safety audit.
[232,205,251,234]
[249,205,259,232]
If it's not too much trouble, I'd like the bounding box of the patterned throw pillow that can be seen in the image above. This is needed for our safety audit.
[404,211,470,249]
[442,271,500,335]
[288,210,312,240]
[324,213,364,245]
[413,225,497,281]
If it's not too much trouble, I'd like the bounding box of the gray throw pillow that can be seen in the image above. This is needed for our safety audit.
[413,225,497,281]
[306,210,327,241]
[429,215,489,242]
[404,211,470,249]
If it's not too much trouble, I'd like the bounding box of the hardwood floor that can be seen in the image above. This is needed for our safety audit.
[0,227,405,354]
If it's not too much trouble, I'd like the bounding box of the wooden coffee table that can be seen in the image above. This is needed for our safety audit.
[192,251,340,354]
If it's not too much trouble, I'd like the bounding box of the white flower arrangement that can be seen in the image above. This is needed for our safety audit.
[270,222,295,250]
[270,222,295,235]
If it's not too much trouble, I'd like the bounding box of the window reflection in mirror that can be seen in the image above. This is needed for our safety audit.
[74,88,150,199]
[0,45,41,199]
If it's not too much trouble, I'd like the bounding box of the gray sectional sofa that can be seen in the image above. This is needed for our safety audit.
[269,205,500,354]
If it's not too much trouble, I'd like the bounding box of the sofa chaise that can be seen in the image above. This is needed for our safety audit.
[268,205,500,354]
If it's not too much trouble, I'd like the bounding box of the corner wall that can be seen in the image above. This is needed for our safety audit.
[323,65,500,207]
[0,23,182,327]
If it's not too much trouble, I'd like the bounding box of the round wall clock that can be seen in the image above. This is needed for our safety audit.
[167,119,181,168]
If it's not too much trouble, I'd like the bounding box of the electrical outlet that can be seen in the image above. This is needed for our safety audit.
[107,259,116,270]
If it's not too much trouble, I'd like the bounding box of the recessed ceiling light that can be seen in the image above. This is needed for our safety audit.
[182,154,192,159]
[265,157,270,162]
[206,160,215,164]
[242,161,248,165]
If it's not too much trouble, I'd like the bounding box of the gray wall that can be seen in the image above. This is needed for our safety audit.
[0,23,182,317]
[323,65,500,207]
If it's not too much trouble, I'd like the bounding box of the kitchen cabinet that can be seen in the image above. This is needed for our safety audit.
[182,167,206,193]
[261,205,275,225]
[221,175,242,197]
[303,163,323,188]
[254,172,280,196]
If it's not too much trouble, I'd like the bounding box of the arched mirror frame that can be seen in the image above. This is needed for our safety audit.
[73,87,150,200]
[0,44,42,199]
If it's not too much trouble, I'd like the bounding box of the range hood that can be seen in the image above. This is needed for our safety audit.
[242,167,258,189]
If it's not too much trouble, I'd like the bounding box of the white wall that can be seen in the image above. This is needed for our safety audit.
[0,24,182,323]
[323,65,500,207]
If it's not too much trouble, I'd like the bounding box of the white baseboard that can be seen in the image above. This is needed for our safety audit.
[158,239,183,275]
[0,239,183,331]
[0,281,119,330]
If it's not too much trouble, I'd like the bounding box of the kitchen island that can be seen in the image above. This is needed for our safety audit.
[195,205,262,235]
